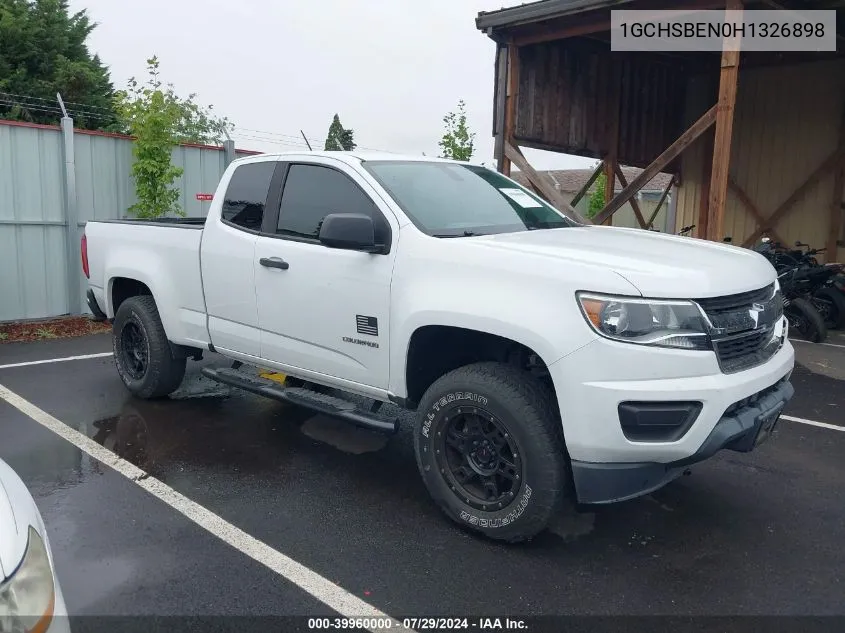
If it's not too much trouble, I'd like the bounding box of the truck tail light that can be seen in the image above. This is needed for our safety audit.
[81,233,90,279]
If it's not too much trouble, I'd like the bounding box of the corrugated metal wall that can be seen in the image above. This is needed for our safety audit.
[0,121,256,322]
[675,59,845,262]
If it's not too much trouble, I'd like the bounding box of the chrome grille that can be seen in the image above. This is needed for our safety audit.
[694,283,785,374]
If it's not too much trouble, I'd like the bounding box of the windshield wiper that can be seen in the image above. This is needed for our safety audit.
[433,231,482,238]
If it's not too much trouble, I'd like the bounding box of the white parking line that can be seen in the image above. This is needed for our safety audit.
[790,338,845,350]
[782,415,845,432]
[0,382,410,633]
[0,352,114,370]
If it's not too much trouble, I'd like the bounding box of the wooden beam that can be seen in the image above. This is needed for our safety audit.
[502,43,520,177]
[593,105,717,226]
[602,65,622,227]
[571,161,604,207]
[727,176,786,245]
[706,0,742,242]
[697,129,714,239]
[646,176,675,229]
[493,45,508,173]
[826,102,845,260]
[512,19,611,47]
[603,159,616,226]
[504,141,591,224]
[742,146,845,247]
[614,164,649,229]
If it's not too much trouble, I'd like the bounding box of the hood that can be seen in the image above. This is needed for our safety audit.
[0,459,34,581]
[472,226,777,298]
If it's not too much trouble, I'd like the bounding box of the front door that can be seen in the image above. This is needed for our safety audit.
[254,158,398,391]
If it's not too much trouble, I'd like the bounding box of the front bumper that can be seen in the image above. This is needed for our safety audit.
[548,330,795,504]
[570,376,793,503]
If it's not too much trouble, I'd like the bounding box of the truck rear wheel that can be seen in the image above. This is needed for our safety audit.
[113,295,186,399]
[413,361,569,543]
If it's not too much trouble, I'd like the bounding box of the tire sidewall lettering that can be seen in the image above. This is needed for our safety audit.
[421,391,488,439]
[418,389,536,531]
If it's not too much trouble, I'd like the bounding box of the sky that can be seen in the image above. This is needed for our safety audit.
[69,0,595,171]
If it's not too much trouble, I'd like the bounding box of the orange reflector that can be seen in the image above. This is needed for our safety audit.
[580,298,606,328]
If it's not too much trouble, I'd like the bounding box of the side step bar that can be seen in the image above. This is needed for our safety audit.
[201,367,399,434]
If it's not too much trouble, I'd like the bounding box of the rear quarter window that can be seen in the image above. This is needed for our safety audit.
[221,161,277,231]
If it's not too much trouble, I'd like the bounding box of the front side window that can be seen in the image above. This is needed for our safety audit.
[277,164,388,243]
[363,161,576,237]
[221,161,276,231]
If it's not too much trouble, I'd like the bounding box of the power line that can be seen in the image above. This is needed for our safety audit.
[0,95,114,122]
[0,91,115,118]
[233,125,401,154]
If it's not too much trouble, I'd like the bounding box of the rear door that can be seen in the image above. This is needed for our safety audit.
[253,158,398,391]
[201,158,283,358]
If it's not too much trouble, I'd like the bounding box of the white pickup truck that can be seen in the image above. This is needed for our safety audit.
[83,151,795,542]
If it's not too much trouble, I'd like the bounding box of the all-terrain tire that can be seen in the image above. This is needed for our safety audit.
[112,295,186,399]
[413,361,570,543]
[786,297,827,343]
[813,287,845,330]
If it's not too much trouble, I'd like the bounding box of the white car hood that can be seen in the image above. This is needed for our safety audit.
[473,226,776,298]
[0,459,33,581]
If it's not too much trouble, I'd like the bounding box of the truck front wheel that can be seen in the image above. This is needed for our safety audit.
[113,296,186,399]
[413,362,570,543]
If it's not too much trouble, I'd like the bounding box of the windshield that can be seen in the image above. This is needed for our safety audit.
[363,161,578,237]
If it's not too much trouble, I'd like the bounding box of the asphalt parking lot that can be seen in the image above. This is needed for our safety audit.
[1,332,844,631]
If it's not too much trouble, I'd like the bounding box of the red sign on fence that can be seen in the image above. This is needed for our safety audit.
[196,193,214,201]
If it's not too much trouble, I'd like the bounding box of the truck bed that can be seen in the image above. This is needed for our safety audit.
[84,219,210,349]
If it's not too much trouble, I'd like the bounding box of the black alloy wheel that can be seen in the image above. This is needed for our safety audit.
[435,406,523,512]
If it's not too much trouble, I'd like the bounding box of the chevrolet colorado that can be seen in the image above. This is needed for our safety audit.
[83,151,795,542]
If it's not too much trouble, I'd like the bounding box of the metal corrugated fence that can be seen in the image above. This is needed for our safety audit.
[0,119,259,322]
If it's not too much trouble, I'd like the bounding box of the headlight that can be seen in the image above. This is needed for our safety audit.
[577,293,711,350]
[0,527,56,633]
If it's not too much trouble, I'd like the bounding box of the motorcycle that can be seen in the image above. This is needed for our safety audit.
[760,240,845,330]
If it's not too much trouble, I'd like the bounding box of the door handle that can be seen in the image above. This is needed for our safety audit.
[259,257,290,270]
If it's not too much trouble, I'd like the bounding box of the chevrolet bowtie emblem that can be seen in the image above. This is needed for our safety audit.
[748,302,765,328]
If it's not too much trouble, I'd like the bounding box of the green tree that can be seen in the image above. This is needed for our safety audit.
[324,114,356,151]
[113,58,232,144]
[117,57,184,219]
[0,0,119,130]
[438,100,475,161]
[588,167,606,219]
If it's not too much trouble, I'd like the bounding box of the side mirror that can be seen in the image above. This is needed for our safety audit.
[318,213,381,253]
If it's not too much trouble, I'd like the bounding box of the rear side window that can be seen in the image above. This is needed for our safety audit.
[277,164,388,243]
[221,161,276,231]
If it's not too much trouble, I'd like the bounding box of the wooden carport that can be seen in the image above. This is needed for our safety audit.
[477,0,845,262]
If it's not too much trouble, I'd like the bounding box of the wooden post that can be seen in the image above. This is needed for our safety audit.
[697,130,714,239]
[501,43,520,177]
[706,0,742,241]
[602,63,621,226]
[594,105,717,225]
[826,102,845,260]
[603,159,616,226]
[493,45,509,174]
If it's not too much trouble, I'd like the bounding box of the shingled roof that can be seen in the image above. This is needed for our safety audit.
[510,166,672,194]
